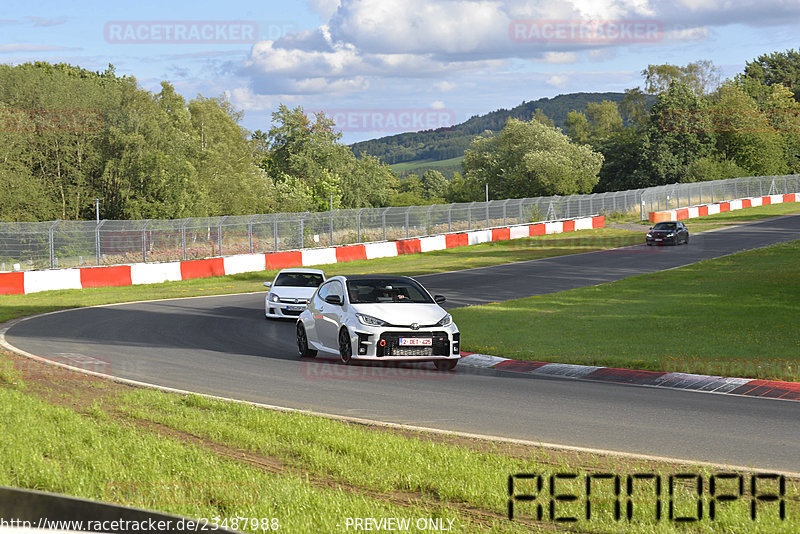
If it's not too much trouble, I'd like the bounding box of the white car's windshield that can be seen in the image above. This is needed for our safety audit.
[274,273,324,287]
[347,278,434,304]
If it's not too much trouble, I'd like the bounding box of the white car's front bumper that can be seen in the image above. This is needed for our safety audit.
[346,324,460,361]
[265,298,308,319]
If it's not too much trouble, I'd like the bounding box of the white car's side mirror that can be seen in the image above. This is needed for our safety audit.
[263,281,271,288]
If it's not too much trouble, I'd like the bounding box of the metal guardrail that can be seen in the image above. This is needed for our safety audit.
[0,486,238,533]
[0,174,798,271]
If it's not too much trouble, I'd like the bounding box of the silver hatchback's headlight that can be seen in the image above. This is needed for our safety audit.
[646,233,652,238]
[357,313,388,326]
[270,294,280,303]
[666,232,675,237]
[435,314,452,327]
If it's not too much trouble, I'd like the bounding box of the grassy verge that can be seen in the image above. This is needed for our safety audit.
[452,239,800,380]
[1,351,796,533]
[0,228,641,323]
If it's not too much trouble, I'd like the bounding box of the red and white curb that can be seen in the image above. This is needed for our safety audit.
[459,352,800,401]
[649,192,799,223]
[0,215,604,295]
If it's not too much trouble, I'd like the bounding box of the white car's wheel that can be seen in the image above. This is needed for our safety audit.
[296,323,317,358]
[338,328,352,365]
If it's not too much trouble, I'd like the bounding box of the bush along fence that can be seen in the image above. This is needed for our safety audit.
[0,216,605,295]
[1,174,797,271]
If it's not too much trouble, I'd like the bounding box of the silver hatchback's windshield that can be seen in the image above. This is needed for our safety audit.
[274,272,324,288]
[347,279,434,304]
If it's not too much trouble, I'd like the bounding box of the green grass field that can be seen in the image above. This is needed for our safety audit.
[389,155,465,174]
[1,353,796,533]
[452,238,800,379]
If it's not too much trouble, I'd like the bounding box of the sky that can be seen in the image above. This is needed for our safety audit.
[2,0,799,143]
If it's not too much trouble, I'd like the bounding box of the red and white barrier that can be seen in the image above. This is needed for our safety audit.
[649,193,799,223]
[0,215,605,295]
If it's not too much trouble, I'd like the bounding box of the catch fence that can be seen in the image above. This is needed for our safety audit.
[1,174,797,270]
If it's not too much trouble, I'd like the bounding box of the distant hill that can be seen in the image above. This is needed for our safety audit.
[351,92,641,177]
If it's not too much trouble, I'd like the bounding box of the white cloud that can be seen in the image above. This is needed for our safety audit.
[226,87,281,111]
[239,0,800,99]
[431,100,446,109]
[26,16,67,27]
[307,0,343,20]
[535,51,578,64]
[546,74,569,87]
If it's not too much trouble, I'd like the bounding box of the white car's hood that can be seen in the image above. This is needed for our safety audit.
[350,303,449,327]
[269,286,317,300]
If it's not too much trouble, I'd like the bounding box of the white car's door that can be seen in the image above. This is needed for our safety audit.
[318,280,345,351]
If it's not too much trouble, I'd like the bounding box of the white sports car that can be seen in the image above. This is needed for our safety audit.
[296,275,461,371]
[264,268,326,319]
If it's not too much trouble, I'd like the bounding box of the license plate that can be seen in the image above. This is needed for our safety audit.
[288,305,305,311]
[399,337,432,346]
[655,238,662,241]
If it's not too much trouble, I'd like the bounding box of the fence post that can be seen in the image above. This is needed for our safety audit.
[217,216,226,256]
[426,205,434,234]
[640,193,645,222]
[48,220,59,269]
[447,205,452,233]
[248,214,257,253]
[382,210,387,241]
[330,210,335,246]
[357,209,362,243]
[142,220,152,263]
[181,219,189,260]
[95,219,107,266]
[274,216,279,252]
[468,203,472,230]
[503,199,509,226]
[299,214,305,249]
[405,207,411,239]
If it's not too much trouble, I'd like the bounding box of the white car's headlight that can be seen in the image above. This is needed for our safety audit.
[435,314,452,327]
[357,313,388,326]
[269,294,281,303]
[646,233,652,237]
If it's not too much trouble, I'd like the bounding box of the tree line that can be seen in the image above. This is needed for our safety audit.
[1,50,799,221]
[445,51,800,201]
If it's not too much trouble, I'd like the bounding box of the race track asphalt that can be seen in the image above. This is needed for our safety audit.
[5,214,800,472]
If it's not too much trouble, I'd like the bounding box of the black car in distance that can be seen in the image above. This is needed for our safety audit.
[646,221,689,246]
